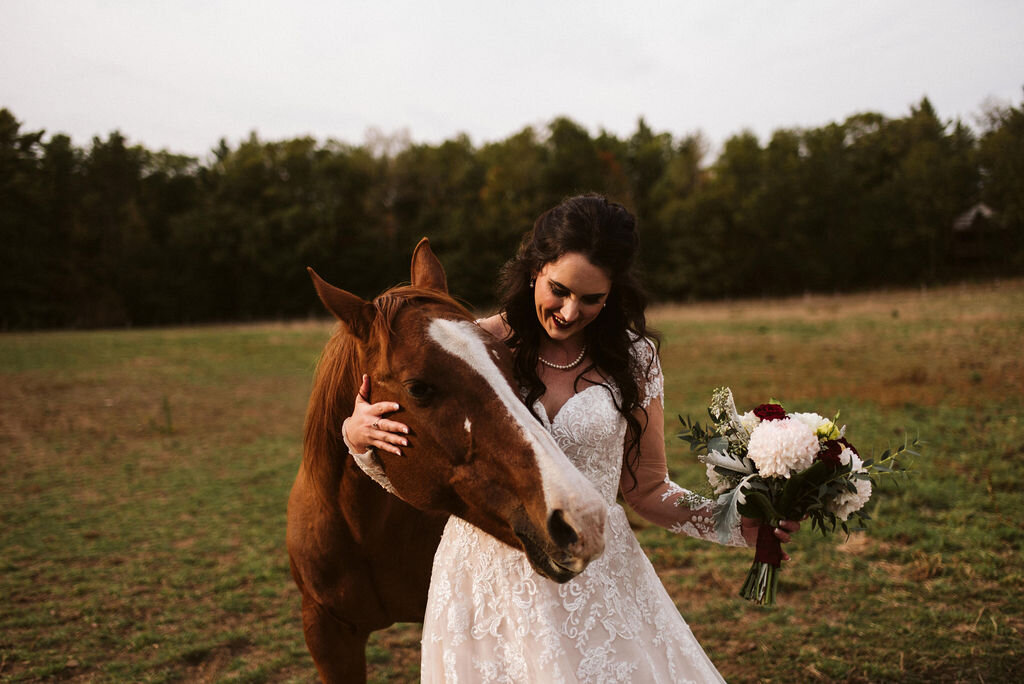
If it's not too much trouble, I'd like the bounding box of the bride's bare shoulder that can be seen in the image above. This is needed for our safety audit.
[476,314,511,341]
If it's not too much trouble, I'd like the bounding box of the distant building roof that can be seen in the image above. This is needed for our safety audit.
[953,203,997,232]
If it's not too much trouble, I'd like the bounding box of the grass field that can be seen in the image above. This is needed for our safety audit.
[2,280,1022,683]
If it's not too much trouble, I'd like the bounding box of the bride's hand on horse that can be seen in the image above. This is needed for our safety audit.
[345,374,409,455]
[740,517,802,561]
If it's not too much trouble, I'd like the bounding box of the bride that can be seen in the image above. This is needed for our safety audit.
[343,194,800,682]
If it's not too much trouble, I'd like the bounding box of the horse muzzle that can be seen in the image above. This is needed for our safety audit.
[514,505,606,583]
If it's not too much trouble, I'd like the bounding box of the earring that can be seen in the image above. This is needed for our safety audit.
[529,279,535,288]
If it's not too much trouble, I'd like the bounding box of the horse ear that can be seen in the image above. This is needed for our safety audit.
[308,267,374,339]
[410,237,448,293]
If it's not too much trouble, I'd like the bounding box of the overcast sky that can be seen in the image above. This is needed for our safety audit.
[3,0,1022,159]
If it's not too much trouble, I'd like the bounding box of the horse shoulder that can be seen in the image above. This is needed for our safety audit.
[287,466,362,598]
[288,464,443,625]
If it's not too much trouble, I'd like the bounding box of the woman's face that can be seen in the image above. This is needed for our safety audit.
[533,252,611,342]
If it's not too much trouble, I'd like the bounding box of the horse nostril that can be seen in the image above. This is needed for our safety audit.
[547,509,579,549]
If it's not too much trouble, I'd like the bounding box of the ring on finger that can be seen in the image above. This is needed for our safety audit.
[372,420,380,430]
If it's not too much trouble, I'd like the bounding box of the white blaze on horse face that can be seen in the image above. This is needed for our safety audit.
[427,319,603,521]
[464,418,471,434]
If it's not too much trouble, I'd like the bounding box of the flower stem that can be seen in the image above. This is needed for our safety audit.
[740,559,779,605]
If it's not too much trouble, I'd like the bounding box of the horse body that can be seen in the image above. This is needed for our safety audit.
[287,240,607,682]
[288,455,445,681]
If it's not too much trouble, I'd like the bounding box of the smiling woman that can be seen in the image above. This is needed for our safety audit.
[532,251,610,347]
[343,195,804,682]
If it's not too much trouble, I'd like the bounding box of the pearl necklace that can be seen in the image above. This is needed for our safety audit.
[538,345,587,370]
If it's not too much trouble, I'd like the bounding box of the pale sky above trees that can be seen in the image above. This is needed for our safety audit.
[2,0,1022,158]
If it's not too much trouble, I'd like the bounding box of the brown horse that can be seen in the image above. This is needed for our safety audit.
[287,239,607,682]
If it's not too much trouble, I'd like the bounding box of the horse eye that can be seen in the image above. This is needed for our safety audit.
[404,380,435,402]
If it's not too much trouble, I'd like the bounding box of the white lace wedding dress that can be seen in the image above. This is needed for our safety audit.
[419,338,746,683]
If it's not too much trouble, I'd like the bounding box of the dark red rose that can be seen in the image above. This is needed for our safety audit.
[816,440,844,468]
[753,403,787,421]
[816,437,858,469]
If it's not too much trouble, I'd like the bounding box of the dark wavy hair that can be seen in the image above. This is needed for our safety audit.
[497,194,659,490]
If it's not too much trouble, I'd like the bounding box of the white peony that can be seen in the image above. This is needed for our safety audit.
[789,411,842,439]
[828,476,873,521]
[746,417,820,478]
[829,451,871,520]
[840,449,864,470]
[738,410,761,435]
[789,411,825,433]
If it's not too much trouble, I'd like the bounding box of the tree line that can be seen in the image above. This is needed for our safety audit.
[1,96,1021,329]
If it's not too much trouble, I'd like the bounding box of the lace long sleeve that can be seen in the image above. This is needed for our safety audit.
[341,418,398,495]
[619,338,749,547]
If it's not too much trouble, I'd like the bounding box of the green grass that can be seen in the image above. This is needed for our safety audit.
[2,281,1022,682]
[1,323,326,683]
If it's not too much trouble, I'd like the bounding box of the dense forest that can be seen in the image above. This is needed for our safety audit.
[1,96,1021,329]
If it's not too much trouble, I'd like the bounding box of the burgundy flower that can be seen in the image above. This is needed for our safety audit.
[816,440,844,468]
[753,403,787,421]
[816,437,859,469]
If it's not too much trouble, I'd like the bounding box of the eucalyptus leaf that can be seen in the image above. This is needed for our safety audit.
[708,436,729,454]
[712,486,745,545]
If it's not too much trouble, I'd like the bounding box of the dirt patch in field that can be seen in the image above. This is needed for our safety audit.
[177,636,254,682]
[366,623,423,682]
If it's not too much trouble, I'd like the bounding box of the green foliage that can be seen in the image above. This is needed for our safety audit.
[977,91,1024,271]
[0,95,1021,329]
[677,413,716,454]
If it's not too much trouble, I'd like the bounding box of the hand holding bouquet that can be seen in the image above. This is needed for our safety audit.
[679,387,918,605]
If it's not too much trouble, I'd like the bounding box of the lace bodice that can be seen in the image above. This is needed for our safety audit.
[419,336,739,682]
[534,384,623,502]
[534,337,746,547]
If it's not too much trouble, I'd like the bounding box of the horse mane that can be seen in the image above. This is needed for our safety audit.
[302,285,475,503]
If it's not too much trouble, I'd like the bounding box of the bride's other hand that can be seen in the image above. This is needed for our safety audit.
[343,374,409,455]
[740,517,802,561]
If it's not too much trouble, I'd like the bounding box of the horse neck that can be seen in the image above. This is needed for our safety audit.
[303,330,364,504]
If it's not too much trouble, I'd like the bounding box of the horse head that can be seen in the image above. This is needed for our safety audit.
[306,239,606,582]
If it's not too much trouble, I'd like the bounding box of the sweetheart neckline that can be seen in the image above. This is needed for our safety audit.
[537,383,613,425]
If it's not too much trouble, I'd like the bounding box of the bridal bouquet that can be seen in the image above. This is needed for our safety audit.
[678,387,917,605]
